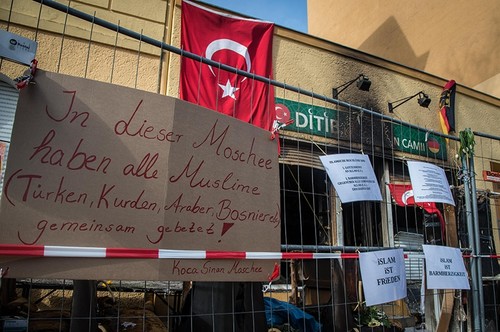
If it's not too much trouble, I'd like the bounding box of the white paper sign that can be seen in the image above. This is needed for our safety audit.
[407,161,455,205]
[423,245,470,290]
[359,248,407,306]
[319,153,382,203]
[0,30,37,66]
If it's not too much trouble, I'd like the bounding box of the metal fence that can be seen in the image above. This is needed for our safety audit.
[1,1,499,331]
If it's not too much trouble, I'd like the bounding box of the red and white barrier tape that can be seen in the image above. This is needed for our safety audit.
[0,245,375,259]
[0,244,354,259]
[0,244,496,260]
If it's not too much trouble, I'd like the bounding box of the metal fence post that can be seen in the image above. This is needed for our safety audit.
[461,153,481,331]
[469,154,486,331]
[460,127,485,332]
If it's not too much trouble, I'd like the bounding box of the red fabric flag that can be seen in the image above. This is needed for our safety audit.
[439,79,456,135]
[268,262,280,282]
[180,0,275,132]
[388,183,446,237]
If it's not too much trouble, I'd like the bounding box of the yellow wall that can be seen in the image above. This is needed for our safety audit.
[0,0,169,93]
[1,0,498,163]
[1,0,499,197]
[167,1,499,141]
[0,0,500,262]
[307,0,500,99]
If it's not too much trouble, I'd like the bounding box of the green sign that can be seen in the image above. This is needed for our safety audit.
[275,98,447,161]
[275,97,338,138]
[392,124,447,160]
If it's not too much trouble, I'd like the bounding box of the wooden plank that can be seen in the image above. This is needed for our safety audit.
[436,291,454,332]
[444,204,459,247]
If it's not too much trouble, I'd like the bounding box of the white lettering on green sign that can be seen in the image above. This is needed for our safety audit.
[392,124,447,160]
[275,98,338,138]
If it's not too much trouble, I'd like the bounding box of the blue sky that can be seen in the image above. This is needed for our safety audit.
[198,0,308,33]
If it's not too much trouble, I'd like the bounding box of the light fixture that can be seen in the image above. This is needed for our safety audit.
[332,74,371,99]
[388,91,431,113]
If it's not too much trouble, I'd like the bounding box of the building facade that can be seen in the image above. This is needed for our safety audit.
[307,0,500,99]
[1,0,499,330]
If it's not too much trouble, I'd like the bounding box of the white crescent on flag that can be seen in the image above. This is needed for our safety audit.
[402,190,414,205]
[205,38,251,79]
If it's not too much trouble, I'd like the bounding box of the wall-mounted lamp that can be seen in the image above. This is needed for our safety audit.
[332,74,371,99]
[388,91,431,113]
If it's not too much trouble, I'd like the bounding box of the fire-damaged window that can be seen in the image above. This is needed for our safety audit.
[388,160,445,246]
[456,188,500,276]
[342,201,383,247]
[279,143,386,248]
[279,162,330,246]
[455,179,500,327]
[341,155,385,247]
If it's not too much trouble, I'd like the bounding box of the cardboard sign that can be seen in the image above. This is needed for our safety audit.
[319,153,382,203]
[0,30,37,66]
[359,248,406,306]
[422,245,470,290]
[407,161,455,206]
[0,70,280,281]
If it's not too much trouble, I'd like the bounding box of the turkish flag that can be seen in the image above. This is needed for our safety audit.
[387,183,439,212]
[180,0,275,132]
[388,183,446,237]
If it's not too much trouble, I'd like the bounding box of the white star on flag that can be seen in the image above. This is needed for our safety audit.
[218,79,239,99]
